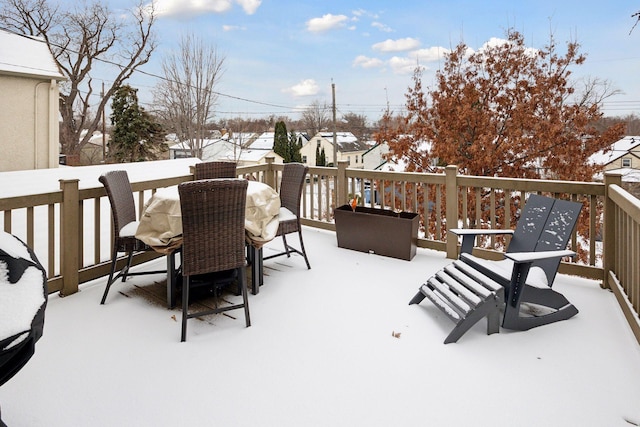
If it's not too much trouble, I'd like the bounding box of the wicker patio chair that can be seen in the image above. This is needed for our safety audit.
[263,163,311,269]
[194,161,237,180]
[99,170,166,304]
[178,178,251,342]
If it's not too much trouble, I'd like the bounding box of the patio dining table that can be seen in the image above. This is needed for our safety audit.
[135,180,280,307]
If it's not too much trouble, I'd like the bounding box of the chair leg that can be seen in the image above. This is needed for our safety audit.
[181,276,190,342]
[408,290,426,305]
[100,246,120,305]
[501,262,578,331]
[249,246,263,295]
[239,267,251,327]
[282,234,291,258]
[297,229,311,269]
[121,251,134,282]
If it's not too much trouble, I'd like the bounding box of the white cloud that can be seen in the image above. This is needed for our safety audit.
[409,46,450,62]
[372,37,420,53]
[478,37,537,57]
[153,0,261,17]
[372,22,393,33]
[389,56,421,75]
[283,79,320,97]
[352,55,384,69]
[223,25,246,31]
[351,9,378,20]
[306,14,349,33]
[235,0,261,14]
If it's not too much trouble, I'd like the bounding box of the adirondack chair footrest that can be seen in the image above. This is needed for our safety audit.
[409,260,504,343]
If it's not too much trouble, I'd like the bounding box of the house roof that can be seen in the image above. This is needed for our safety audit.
[0,29,65,80]
[247,131,309,151]
[315,132,370,152]
[248,132,276,150]
[589,136,640,166]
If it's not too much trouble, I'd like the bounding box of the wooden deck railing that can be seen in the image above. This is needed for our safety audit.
[0,158,638,344]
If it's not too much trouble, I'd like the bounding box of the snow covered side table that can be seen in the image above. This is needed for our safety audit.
[0,231,47,425]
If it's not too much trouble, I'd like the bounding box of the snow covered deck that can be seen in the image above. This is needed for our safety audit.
[1,226,639,426]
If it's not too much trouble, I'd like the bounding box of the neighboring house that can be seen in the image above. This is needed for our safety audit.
[237,148,284,166]
[362,138,436,172]
[246,131,309,151]
[169,138,238,161]
[168,132,285,166]
[0,29,65,171]
[78,130,110,165]
[362,142,389,170]
[301,132,370,168]
[592,136,640,172]
[590,135,640,198]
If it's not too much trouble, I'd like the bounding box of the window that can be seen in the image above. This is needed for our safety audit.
[302,155,307,163]
[622,158,632,168]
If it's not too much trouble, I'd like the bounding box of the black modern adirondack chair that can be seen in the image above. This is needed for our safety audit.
[409,194,582,342]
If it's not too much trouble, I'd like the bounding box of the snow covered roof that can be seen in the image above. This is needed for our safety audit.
[315,132,369,152]
[247,131,309,151]
[0,29,64,80]
[589,136,640,166]
[248,132,276,150]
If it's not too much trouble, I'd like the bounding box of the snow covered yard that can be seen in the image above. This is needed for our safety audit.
[1,226,640,427]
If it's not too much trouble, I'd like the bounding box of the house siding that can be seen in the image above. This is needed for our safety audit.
[0,75,60,171]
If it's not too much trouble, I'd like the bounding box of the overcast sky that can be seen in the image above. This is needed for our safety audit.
[58,0,640,123]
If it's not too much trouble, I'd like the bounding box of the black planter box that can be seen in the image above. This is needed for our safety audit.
[334,205,419,261]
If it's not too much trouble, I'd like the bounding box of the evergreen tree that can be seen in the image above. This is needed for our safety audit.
[288,131,302,163]
[316,146,326,166]
[273,121,288,161]
[110,85,167,162]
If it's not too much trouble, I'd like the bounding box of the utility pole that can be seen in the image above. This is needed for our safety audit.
[332,81,337,166]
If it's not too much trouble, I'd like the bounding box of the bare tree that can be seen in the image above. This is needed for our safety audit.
[337,112,369,142]
[153,33,225,159]
[0,0,157,156]
[300,100,330,136]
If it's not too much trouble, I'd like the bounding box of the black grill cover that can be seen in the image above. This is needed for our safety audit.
[0,232,47,388]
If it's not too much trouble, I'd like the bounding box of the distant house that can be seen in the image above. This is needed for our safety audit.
[362,142,389,170]
[591,136,640,180]
[242,131,308,164]
[168,131,287,166]
[78,130,110,165]
[590,136,640,198]
[301,132,370,168]
[246,131,309,151]
[0,29,65,171]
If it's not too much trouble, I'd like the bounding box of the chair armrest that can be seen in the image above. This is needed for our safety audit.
[504,249,576,263]
[450,228,515,236]
[450,228,515,255]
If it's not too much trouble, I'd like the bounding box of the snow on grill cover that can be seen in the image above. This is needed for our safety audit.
[0,231,47,387]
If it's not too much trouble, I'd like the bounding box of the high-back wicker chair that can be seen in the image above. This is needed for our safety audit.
[263,163,311,269]
[99,170,165,304]
[194,161,238,180]
[178,178,251,342]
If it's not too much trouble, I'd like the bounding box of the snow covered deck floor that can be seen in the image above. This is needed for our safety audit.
[1,227,640,426]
